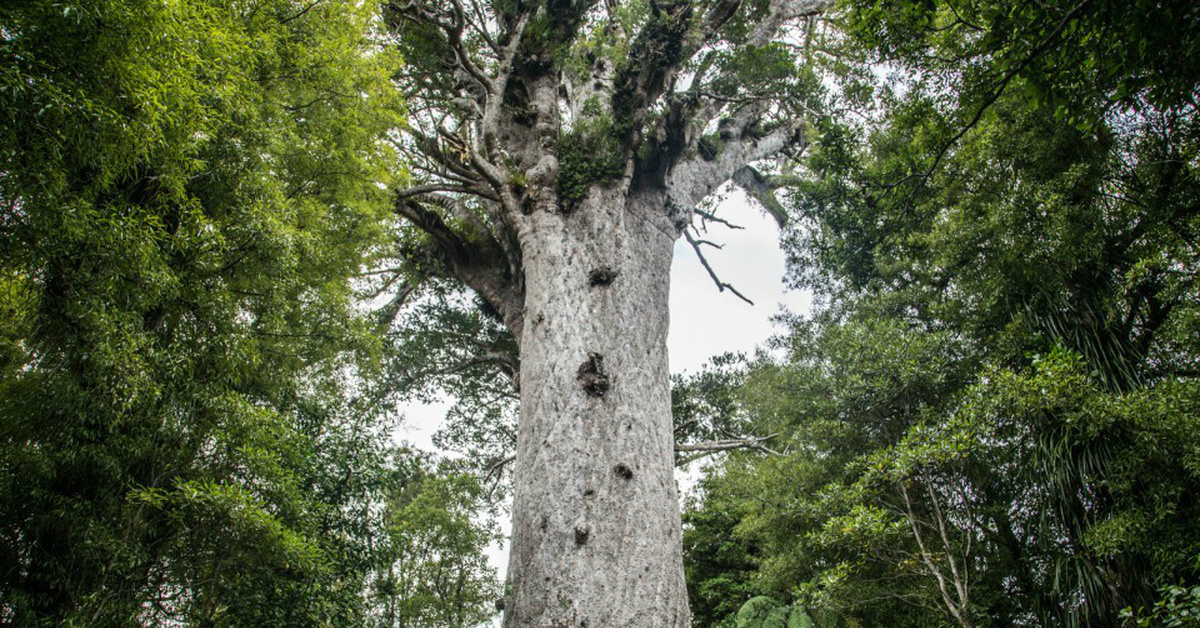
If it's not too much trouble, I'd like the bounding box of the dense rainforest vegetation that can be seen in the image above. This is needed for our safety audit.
[683,1,1200,627]
[1,0,1197,626]
[0,0,498,625]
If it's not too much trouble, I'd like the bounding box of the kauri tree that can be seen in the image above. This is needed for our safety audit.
[380,0,830,624]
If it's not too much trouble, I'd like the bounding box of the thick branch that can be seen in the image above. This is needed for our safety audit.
[667,116,807,218]
[479,10,531,158]
[610,0,694,145]
[744,0,831,47]
[395,199,525,337]
[731,165,788,227]
[373,281,416,325]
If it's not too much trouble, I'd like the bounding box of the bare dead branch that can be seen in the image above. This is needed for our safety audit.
[675,433,780,465]
[675,434,779,453]
[684,229,754,305]
[695,208,745,230]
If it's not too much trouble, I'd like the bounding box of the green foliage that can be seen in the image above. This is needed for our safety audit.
[369,459,501,628]
[381,288,519,476]
[838,0,1200,122]
[736,597,814,628]
[705,42,820,109]
[1123,585,1200,628]
[0,0,509,625]
[672,353,752,451]
[557,115,626,208]
[684,471,762,628]
[684,2,1200,625]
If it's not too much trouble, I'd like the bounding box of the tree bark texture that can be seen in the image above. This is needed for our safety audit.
[503,192,688,628]
[386,2,831,624]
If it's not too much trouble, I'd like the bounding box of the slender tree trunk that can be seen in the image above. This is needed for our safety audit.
[503,192,689,627]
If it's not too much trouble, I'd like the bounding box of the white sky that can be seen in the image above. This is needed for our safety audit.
[392,192,812,604]
[668,193,812,374]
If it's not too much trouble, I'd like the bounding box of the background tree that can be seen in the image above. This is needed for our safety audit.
[682,0,1200,625]
[369,456,502,628]
[0,1,493,625]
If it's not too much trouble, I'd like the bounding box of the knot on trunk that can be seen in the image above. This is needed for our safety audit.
[574,526,590,546]
[587,266,617,287]
[613,463,634,480]
[577,353,611,397]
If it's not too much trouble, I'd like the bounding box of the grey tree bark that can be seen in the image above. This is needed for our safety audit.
[382,2,832,625]
[504,194,687,627]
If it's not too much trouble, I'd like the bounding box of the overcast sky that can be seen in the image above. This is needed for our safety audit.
[667,194,812,374]
[392,191,812,589]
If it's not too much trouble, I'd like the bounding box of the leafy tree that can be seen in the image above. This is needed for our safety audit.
[378,288,521,482]
[684,468,763,628]
[369,457,502,628]
[683,0,1200,625]
[0,0,434,624]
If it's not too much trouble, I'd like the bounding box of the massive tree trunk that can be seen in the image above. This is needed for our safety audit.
[385,1,828,624]
[504,192,688,627]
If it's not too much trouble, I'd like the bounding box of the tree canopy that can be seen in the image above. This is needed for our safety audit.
[2,0,1198,626]
[683,1,1200,626]
[0,0,497,625]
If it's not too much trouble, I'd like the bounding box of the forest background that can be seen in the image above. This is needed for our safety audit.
[1,0,1197,626]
